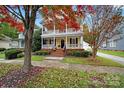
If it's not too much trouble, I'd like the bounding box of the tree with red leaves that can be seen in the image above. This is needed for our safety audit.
[41,5,94,30]
[0,6,24,32]
[0,5,40,72]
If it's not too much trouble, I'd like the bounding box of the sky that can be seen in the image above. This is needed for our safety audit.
[14,7,42,28]
[35,12,42,27]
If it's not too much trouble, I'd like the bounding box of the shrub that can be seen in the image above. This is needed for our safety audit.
[66,50,92,57]
[81,51,92,57]
[6,48,24,52]
[73,51,82,57]
[34,50,49,56]
[0,48,6,52]
[17,53,24,58]
[66,51,73,56]
[5,49,22,59]
[17,48,24,52]
[32,30,41,52]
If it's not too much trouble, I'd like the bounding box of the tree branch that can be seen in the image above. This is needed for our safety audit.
[4,5,23,21]
[17,6,26,24]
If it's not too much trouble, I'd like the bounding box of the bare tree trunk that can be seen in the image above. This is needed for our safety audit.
[22,30,33,72]
[92,47,97,60]
[21,6,39,73]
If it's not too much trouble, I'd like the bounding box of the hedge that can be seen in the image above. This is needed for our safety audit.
[0,48,6,52]
[66,50,92,57]
[17,53,24,58]
[34,50,49,56]
[5,49,23,59]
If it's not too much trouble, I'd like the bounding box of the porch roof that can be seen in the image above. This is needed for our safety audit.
[41,32,82,38]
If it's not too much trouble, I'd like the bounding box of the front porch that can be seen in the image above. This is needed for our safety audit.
[41,36,83,49]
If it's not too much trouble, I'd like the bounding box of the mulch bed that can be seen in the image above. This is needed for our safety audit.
[0,66,45,88]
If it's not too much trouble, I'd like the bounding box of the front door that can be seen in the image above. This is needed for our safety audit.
[61,39,65,48]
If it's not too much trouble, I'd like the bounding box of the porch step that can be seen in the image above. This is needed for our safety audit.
[50,49,65,57]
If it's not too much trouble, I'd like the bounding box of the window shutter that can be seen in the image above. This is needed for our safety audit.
[49,39,51,44]
[76,38,78,44]
[70,38,72,44]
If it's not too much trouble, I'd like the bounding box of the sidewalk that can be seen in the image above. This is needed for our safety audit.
[97,52,124,65]
[1,58,124,74]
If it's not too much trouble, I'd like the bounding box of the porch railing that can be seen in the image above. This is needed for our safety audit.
[42,29,81,35]
[67,44,82,49]
[42,44,54,49]
[42,44,83,49]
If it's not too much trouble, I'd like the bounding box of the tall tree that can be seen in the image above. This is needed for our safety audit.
[83,5,124,59]
[0,5,40,72]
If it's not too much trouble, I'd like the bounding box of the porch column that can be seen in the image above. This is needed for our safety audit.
[66,23,67,33]
[54,37,55,48]
[54,23,55,34]
[42,25,43,34]
[80,36,83,49]
[66,36,67,49]
[41,37,43,49]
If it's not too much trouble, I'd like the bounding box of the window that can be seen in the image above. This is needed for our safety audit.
[102,41,107,48]
[21,40,24,48]
[70,37,78,47]
[70,37,78,44]
[102,43,107,48]
[109,40,116,47]
[49,38,53,44]
[43,38,48,44]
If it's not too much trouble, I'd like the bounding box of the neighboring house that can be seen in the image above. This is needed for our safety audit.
[18,25,41,48]
[18,32,25,48]
[0,39,11,49]
[101,25,124,51]
[0,36,18,49]
[41,26,84,50]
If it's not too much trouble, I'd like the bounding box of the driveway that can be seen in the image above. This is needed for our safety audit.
[97,52,124,65]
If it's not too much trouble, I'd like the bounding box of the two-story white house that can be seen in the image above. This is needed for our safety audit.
[41,25,84,50]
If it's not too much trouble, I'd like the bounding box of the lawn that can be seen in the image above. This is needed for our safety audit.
[0,52,44,61]
[62,56,124,68]
[0,53,44,61]
[19,55,45,61]
[99,50,124,57]
[0,63,124,88]
[0,52,5,59]
[23,68,124,88]
[0,63,21,77]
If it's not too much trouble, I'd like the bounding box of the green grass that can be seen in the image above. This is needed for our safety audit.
[0,52,44,61]
[0,63,124,88]
[0,63,21,77]
[19,55,45,61]
[31,56,45,61]
[62,56,124,68]
[22,68,124,88]
[99,50,124,57]
[0,52,5,59]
